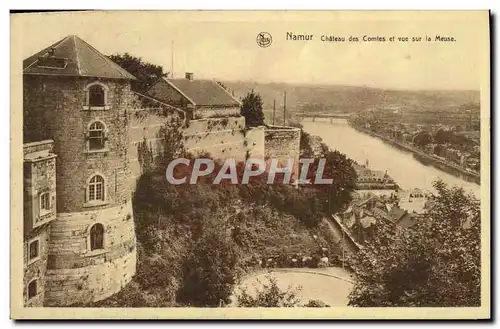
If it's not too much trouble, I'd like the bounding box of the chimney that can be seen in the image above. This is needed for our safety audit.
[48,47,56,57]
[185,72,194,81]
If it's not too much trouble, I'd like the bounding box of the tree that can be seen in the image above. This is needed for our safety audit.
[236,275,302,307]
[348,180,480,307]
[155,120,186,172]
[289,122,315,157]
[434,129,454,145]
[240,90,265,127]
[107,53,168,93]
[413,131,432,148]
[301,144,357,215]
[179,219,239,307]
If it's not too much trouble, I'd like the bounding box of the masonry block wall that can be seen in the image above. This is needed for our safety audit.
[23,227,50,307]
[183,117,248,160]
[23,75,137,306]
[193,106,240,119]
[44,201,136,306]
[23,140,57,235]
[245,126,266,159]
[128,111,268,188]
[264,126,302,179]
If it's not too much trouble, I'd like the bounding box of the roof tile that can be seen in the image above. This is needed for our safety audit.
[162,77,241,107]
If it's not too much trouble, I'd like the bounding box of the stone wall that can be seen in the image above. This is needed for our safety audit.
[264,126,301,179]
[245,126,266,159]
[23,76,134,214]
[23,140,57,307]
[128,113,265,188]
[23,141,57,235]
[24,225,50,307]
[183,117,248,161]
[193,106,240,119]
[44,200,136,306]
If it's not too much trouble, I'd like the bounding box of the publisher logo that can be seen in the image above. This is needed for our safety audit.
[257,32,272,48]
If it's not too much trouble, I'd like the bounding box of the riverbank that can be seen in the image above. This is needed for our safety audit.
[349,123,480,185]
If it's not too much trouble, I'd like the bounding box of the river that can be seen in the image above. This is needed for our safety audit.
[301,119,480,198]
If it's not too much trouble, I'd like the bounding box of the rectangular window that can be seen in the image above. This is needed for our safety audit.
[89,185,95,201]
[95,183,103,201]
[39,192,51,215]
[88,129,104,150]
[29,240,39,261]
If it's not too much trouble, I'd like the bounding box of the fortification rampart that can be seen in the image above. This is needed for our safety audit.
[44,200,136,306]
[264,126,302,178]
[129,111,268,187]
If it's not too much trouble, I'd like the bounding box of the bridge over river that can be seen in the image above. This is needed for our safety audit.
[295,112,352,123]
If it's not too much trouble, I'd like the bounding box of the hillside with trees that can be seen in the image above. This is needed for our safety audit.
[222,80,480,118]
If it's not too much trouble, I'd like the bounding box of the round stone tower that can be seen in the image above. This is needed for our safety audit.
[23,35,137,306]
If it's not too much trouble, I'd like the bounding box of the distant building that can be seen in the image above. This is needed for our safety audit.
[353,162,397,190]
[398,188,428,214]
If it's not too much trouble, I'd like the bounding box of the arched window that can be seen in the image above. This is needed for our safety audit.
[90,223,104,251]
[88,175,105,202]
[27,280,37,299]
[88,121,105,150]
[89,84,105,107]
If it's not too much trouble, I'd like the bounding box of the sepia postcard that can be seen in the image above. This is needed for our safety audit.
[10,10,490,319]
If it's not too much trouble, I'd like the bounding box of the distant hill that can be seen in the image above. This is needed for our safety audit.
[221,80,480,115]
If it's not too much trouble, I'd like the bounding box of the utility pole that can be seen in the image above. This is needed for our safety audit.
[171,40,174,78]
[342,228,345,268]
[273,99,276,126]
[283,91,287,126]
[328,186,331,216]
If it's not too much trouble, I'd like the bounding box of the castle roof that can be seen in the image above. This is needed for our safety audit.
[150,77,241,107]
[23,35,136,80]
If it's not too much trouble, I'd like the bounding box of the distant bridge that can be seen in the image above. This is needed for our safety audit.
[295,112,352,122]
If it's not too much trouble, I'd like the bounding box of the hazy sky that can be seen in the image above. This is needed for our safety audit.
[13,11,488,90]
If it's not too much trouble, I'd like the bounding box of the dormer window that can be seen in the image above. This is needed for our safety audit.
[84,82,110,110]
[36,50,68,69]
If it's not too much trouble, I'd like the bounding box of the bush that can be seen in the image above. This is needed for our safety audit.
[178,220,239,307]
[303,299,330,307]
[236,275,302,307]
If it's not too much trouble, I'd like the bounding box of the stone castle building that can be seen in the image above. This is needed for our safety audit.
[22,35,300,306]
